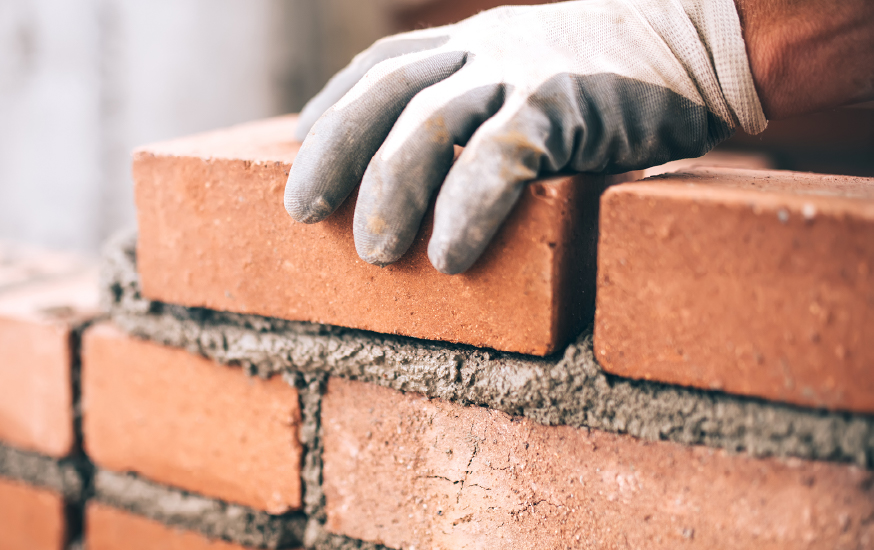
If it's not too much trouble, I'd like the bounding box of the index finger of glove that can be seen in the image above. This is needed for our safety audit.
[285,49,467,224]
[295,28,453,141]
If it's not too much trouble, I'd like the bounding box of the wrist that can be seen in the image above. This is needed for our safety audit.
[734,0,874,119]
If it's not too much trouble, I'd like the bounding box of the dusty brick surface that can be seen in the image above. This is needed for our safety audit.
[133,115,614,355]
[0,477,67,550]
[595,168,874,413]
[0,261,98,457]
[86,502,264,550]
[82,323,303,513]
[321,378,874,550]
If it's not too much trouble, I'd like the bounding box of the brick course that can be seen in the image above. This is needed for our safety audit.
[133,116,613,355]
[321,377,874,550]
[0,477,67,550]
[82,323,303,513]
[86,502,263,550]
[595,168,874,412]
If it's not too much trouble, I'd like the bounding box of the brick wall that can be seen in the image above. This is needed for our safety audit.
[2,117,872,550]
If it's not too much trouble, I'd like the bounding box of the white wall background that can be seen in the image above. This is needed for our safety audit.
[0,0,397,253]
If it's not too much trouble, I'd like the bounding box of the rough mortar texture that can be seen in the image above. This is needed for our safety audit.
[0,441,88,550]
[0,442,83,500]
[286,374,389,550]
[93,470,305,549]
[103,231,874,468]
[87,503,263,550]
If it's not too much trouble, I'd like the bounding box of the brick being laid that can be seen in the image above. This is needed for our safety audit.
[321,377,874,550]
[132,115,614,356]
[0,243,99,458]
[81,323,304,513]
[595,168,874,413]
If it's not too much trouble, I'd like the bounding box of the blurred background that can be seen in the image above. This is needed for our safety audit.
[1,0,872,254]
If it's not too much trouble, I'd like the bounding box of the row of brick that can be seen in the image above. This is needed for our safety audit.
[3,243,872,548]
[8,315,874,548]
[133,116,874,413]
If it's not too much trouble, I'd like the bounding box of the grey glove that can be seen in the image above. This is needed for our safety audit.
[285,0,766,274]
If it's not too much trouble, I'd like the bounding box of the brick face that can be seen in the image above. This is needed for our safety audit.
[81,323,303,513]
[0,268,98,457]
[595,168,874,413]
[0,477,67,550]
[86,502,260,550]
[133,116,613,355]
[321,377,874,550]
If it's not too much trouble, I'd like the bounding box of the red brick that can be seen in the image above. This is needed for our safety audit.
[594,168,874,412]
[0,264,98,457]
[321,377,874,550]
[82,323,303,513]
[0,477,67,550]
[133,116,616,355]
[86,502,262,550]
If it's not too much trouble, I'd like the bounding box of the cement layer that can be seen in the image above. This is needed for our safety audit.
[93,470,305,549]
[0,442,83,500]
[284,374,388,550]
[104,231,874,468]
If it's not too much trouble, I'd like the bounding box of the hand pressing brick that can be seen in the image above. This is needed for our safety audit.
[0,477,67,550]
[86,502,270,550]
[0,260,99,457]
[595,168,874,413]
[321,377,874,550]
[82,324,303,513]
[133,116,615,355]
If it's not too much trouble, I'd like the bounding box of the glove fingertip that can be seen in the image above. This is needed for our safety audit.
[427,235,474,275]
[353,214,410,267]
[284,186,334,224]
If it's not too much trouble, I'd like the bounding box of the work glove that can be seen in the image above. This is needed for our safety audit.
[285,0,767,274]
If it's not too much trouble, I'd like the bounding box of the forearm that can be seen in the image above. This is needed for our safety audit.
[735,0,874,119]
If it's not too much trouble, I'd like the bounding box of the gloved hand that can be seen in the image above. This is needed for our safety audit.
[285,0,767,274]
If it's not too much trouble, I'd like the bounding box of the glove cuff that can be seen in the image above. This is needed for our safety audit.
[677,0,768,135]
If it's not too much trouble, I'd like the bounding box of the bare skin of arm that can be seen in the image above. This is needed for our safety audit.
[735,0,874,119]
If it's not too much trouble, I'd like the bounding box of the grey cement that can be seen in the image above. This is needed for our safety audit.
[0,443,83,500]
[290,375,389,550]
[104,231,874,468]
[94,470,306,549]
[0,443,88,550]
[94,468,383,550]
